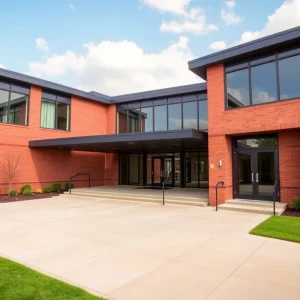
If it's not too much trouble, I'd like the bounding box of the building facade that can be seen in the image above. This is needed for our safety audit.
[1,26,300,206]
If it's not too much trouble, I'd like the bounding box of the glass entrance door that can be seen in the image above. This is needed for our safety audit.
[234,149,278,201]
[151,156,174,187]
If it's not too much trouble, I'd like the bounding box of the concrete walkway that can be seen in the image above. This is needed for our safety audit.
[0,196,299,300]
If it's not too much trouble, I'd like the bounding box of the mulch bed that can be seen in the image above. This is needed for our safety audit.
[0,192,63,203]
[282,208,300,218]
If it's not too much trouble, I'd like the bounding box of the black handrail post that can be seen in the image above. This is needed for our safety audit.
[163,181,165,205]
[215,181,224,212]
[69,179,72,194]
[273,180,279,216]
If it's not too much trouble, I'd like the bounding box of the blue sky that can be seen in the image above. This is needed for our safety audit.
[0,0,298,95]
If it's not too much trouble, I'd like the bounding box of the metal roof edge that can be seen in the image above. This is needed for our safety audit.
[188,26,300,71]
[110,83,207,103]
[0,68,111,104]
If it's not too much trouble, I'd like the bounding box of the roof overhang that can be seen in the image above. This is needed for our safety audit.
[189,26,300,80]
[29,129,208,153]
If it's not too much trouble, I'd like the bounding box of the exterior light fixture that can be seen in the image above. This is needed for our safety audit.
[218,158,222,168]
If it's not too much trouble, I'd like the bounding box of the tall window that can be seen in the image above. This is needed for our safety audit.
[154,105,167,131]
[226,69,250,109]
[0,82,29,126]
[141,107,153,132]
[41,91,70,130]
[183,102,197,129]
[168,103,182,130]
[199,100,208,130]
[279,54,300,100]
[251,62,277,105]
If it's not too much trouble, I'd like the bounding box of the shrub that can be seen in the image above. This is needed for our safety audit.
[20,184,32,194]
[43,185,53,193]
[36,189,43,194]
[65,182,74,191]
[52,183,62,192]
[291,197,300,211]
[22,188,33,196]
[8,190,17,196]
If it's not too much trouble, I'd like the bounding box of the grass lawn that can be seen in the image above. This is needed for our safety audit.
[250,215,300,243]
[0,257,106,300]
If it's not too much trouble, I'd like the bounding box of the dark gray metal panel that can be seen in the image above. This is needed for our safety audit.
[167,96,181,104]
[0,81,10,91]
[10,84,30,95]
[0,68,111,104]
[110,83,207,103]
[154,98,167,105]
[189,26,300,79]
[29,129,207,151]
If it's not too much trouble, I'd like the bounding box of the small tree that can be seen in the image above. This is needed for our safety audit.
[0,153,21,191]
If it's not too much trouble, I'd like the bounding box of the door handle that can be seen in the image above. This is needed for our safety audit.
[251,173,254,182]
[256,173,259,183]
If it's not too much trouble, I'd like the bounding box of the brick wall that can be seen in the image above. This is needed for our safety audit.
[0,86,117,193]
[207,63,300,205]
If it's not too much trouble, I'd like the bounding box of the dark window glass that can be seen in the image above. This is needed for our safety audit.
[0,89,9,123]
[279,55,300,100]
[251,62,277,105]
[9,92,28,125]
[226,69,250,109]
[141,107,153,132]
[236,137,277,148]
[57,103,70,130]
[154,105,167,131]
[199,100,208,130]
[117,111,127,133]
[128,114,139,133]
[168,103,181,130]
[183,102,197,129]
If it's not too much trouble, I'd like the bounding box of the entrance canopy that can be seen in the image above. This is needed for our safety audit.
[29,129,207,153]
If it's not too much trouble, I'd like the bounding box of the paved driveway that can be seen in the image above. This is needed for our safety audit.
[0,196,300,300]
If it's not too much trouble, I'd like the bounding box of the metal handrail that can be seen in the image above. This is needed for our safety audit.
[215,181,224,211]
[69,173,91,194]
[162,174,172,205]
[273,180,279,216]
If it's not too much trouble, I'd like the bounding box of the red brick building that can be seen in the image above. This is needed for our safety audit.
[1,26,300,207]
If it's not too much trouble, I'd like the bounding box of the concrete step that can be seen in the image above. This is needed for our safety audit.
[218,200,287,216]
[59,193,208,207]
[66,190,208,203]
[226,199,287,209]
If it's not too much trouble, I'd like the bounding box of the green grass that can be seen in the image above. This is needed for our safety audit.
[250,216,300,243]
[0,257,106,300]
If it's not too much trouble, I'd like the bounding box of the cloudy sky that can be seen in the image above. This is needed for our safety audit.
[0,0,299,95]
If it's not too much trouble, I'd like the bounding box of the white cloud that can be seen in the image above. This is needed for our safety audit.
[221,0,242,25]
[209,40,227,51]
[0,64,4,68]
[225,1,235,8]
[141,0,191,15]
[142,0,217,35]
[237,0,300,44]
[161,7,218,34]
[28,36,201,95]
[35,38,49,52]
[69,4,75,10]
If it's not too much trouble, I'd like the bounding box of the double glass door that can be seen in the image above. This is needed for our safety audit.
[152,156,174,187]
[234,149,278,201]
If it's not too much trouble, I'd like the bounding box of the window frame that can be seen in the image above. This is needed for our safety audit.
[116,93,208,133]
[0,81,29,126]
[40,91,71,131]
[225,47,300,110]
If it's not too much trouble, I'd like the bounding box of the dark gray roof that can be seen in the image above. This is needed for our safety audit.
[0,67,206,105]
[189,26,300,80]
[0,68,111,104]
[110,83,207,103]
[29,129,208,153]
